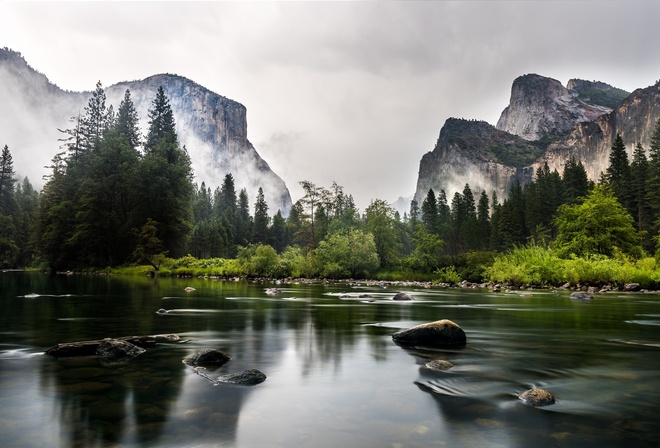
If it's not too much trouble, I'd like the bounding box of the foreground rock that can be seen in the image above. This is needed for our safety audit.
[217,369,267,386]
[570,292,593,300]
[97,339,146,363]
[183,349,231,367]
[393,292,414,301]
[425,359,454,371]
[519,388,556,407]
[392,319,466,347]
[45,334,180,357]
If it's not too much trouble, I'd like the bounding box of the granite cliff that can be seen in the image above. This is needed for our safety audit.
[0,48,292,214]
[413,73,652,205]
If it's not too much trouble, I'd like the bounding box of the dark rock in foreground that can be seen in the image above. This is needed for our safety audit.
[97,339,146,363]
[425,359,454,371]
[570,292,593,300]
[217,369,267,386]
[392,319,466,347]
[393,292,414,301]
[519,388,555,407]
[184,349,231,367]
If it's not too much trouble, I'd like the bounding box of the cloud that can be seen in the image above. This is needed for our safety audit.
[2,1,660,210]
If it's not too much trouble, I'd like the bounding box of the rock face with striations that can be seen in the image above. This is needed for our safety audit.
[412,73,657,204]
[496,74,617,141]
[0,48,292,214]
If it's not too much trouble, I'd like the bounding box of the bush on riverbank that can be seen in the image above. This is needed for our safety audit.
[486,245,660,289]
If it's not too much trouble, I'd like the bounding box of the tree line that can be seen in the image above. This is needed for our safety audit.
[2,81,660,282]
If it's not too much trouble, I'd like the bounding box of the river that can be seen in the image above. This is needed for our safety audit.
[0,271,658,447]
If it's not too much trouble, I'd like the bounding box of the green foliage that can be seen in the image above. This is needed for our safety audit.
[315,229,380,279]
[571,82,629,109]
[486,245,566,286]
[238,244,279,277]
[553,184,642,258]
[434,266,461,284]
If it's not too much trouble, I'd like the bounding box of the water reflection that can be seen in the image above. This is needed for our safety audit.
[1,273,660,447]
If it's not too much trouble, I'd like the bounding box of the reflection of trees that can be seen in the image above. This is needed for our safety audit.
[40,348,186,447]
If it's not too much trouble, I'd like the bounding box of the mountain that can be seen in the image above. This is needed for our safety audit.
[496,74,626,141]
[0,48,292,214]
[412,73,652,205]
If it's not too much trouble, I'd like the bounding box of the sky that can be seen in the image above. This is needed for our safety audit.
[2,0,660,210]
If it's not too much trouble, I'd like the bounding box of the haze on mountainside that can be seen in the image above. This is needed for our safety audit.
[2,1,660,211]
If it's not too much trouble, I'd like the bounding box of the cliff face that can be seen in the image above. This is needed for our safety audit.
[534,82,660,180]
[0,48,292,214]
[496,74,617,141]
[414,73,659,205]
[413,119,535,205]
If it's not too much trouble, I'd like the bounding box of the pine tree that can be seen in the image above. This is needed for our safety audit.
[79,81,110,152]
[606,133,632,211]
[136,87,193,258]
[0,145,16,215]
[145,86,177,152]
[253,187,270,244]
[476,190,490,250]
[562,157,590,204]
[269,210,288,253]
[115,89,142,149]
[630,143,651,246]
[647,118,660,235]
[421,189,439,234]
[236,188,252,247]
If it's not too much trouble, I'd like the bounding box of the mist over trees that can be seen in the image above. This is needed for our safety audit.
[3,83,660,285]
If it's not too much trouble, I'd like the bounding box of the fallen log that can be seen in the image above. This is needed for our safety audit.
[45,334,180,358]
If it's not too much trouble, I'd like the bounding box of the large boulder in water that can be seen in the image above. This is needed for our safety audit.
[217,369,267,386]
[392,319,466,347]
[570,292,593,300]
[183,349,231,367]
[96,338,146,363]
[393,292,414,301]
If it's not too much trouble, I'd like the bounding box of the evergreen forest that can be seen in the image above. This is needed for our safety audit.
[3,82,660,287]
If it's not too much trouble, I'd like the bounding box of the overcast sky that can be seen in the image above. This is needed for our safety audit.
[2,1,660,210]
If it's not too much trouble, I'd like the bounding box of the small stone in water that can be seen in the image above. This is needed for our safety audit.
[519,388,555,407]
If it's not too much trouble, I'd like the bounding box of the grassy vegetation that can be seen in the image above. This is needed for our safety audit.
[486,245,660,289]
[97,244,660,291]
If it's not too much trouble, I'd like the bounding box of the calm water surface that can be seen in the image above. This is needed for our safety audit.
[1,272,659,447]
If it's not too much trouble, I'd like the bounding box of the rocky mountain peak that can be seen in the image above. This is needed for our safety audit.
[0,48,292,214]
[496,73,618,141]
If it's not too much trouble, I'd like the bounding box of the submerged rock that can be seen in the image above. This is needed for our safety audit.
[392,319,466,347]
[393,292,414,301]
[266,288,282,295]
[183,349,231,367]
[519,388,555,407]
[425,359,454,371]
[184,287,196,292]
[570,292,593,300]
[97,339,146,363]
[217,369,267,386]
[156,308,169,315]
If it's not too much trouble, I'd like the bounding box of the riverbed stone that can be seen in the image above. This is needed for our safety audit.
[392,319,466,347]
[96,339,146,362]
[519,388,555,407]
[217,369,267,385]
[425,359,454,371]
[570,291,593,300]
[392,292,414,301]
[183,349,231,367]
[623,283,641,292]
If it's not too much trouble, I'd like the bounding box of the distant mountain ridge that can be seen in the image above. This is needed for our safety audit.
[413,73,660,206]
[0,48,292,214]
